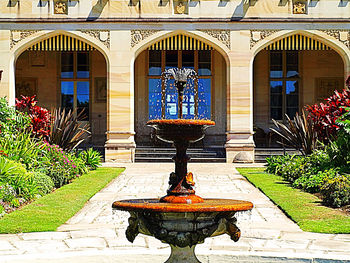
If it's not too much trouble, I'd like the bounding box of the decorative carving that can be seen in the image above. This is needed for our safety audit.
[293,1,307,14]
[10,30,41,49]
[250,30,281,48]
[80,30,110,49]
[320,30,350,49]
[174,0,188,14]
[54,0,68,15]
[200,30,230,49]
[130,30,159,48]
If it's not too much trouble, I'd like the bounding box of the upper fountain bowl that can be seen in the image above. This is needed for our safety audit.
[147,119,215,144]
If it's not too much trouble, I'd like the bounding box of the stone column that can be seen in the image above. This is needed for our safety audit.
[0,31,14,105]
[225,31,255,163]
[105,31,136,162]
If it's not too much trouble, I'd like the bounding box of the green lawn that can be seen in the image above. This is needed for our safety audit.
[0,167,124,233]
[237,167,350,234]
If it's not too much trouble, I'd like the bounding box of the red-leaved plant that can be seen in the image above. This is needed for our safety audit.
[305,88,350,143]
[15,95,51,139]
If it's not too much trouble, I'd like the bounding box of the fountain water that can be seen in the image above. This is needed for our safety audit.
[112,68,253,263]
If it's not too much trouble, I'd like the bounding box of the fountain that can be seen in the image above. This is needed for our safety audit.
[112,68,253,263]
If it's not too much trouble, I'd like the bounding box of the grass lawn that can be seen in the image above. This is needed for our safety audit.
[237,167,350,234]
[0,167,124,234]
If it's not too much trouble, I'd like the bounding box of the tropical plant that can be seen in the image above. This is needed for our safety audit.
[49,107,90,152]
[79,148,102,170]
[270,110,317,156]
[306,89,350,143]
[15,95,51,139]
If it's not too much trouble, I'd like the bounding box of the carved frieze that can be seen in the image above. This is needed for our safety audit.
[320,30,350,50]
[80,30,110,49]
[200,30,230,49]
[250,30,280,49]
[130,30,159,48]
[10,30,41,50]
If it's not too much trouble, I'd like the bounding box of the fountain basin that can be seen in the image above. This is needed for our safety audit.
[147,119,215,144]
[112,198,253,263]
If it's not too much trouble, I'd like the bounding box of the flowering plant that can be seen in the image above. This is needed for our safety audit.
[40,142,80,187]
[15,95,51,139]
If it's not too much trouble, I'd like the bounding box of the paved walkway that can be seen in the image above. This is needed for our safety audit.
[1,163,349,262]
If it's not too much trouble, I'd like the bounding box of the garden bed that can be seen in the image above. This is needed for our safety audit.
[237,167,350,234]
[0,167,124,233]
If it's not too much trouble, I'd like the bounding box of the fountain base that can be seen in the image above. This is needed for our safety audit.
[112,198,253,263]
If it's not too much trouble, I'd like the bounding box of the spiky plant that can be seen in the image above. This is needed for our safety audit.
[49,108,91,152]
[270,110,317,156]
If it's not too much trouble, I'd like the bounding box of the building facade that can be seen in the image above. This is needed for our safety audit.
[0,0,349,162]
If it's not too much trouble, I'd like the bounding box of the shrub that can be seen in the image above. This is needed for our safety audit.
[270,110,317,156]
[49,107,90,152]
[279,156,308,183]
[15,95,51,139]
[265,154,295,175]
[0,157,37,202]
[0,97,30,136]
[79,148,102,170]
[33,172,55,196]
[306,89,350,143]
[40,143,82,187]
[293,168,339,193]
[320,174,350,208]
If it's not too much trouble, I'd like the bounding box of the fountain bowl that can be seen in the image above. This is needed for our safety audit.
[147,119,215,144]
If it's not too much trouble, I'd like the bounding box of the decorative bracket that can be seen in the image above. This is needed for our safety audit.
[130,30,159,48]
[199,30,231,49]
[250,30,281,49]
[79,30,110,49]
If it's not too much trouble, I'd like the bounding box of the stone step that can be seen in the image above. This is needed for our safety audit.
[254,148,301,163]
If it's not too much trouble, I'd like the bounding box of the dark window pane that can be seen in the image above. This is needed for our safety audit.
[286,51,299,78]
[271,107,282,120]
[270,51,282,78]
[61,81,74,110]
[149,50,162,76]
[286,81,299,109]
[198,50,211,76]
[182,51,194,69]
[271,94,282,107]
[61,52,73,78]
[77,52,89,78]
[286,107,298,118]
[165,51,178,69]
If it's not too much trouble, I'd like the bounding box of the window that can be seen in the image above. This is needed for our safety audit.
[269,51,299,121]
[148,50,212,120]
[60,52,90,121]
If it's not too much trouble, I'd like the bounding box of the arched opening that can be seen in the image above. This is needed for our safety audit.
[15,33,108,153]
[134,33,227,156]
[253,33,345,147]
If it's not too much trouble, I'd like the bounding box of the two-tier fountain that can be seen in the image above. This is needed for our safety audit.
[112,68,253,263]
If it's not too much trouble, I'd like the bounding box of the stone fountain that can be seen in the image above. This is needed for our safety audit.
[112,68,253,263]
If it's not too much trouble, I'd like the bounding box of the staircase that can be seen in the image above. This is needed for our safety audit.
[135,146,226,163]
[254,148,301,163]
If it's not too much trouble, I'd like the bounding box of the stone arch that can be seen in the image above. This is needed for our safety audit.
[8,30,110,104]
[131,30,231,68]
[251,30,350,73]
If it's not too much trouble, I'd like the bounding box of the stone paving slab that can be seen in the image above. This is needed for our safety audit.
[0,163,349,262]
